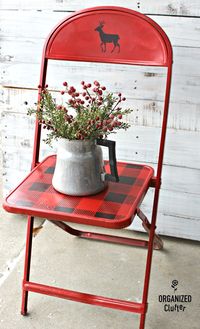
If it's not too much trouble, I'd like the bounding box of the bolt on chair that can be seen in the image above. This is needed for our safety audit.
[3,6,172,329]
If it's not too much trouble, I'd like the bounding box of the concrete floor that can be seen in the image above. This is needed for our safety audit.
[0,204,200,329]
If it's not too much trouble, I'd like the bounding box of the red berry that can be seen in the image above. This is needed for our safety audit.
[101,86,106,90]
[81,81,85,85]
[118,114,122,119]
[60,91,65,95]
[82,92,86,97]
[109,114,115,119]
[70,86,76,93]
[118,93,122,97]
[94,80,100,86]
[87,83,91,88]
[45,84,48,88]
[108,126,113,131]
[122,97,126,101]
[63,81,68,86]
[38,84,41,89]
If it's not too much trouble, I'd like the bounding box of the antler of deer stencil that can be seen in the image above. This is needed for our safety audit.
[95,21,120,53]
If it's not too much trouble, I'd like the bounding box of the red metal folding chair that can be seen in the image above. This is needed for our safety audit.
[3,6,172,329]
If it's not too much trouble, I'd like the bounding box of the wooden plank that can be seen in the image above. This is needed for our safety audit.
[112,126,200,170]
[3,162,199,241]
[132,207,200,241]
[143,0,200,17]
[1,45,200,106]
[2,119,200,240]
[2,86,200,132]
[1,5,200,241]
[3,164,200,241]
[140,188,200,221]
[2,110,200,171]
[1,12,200,110]
[1,11,200,47]
[0,10,64,40]
[0,1,139,12]
[132,187,200,241]
[2,144,200,196]
[155,213,200,241]
[0,0,200,17]
[152,15,200,48]
[2,112,200,240]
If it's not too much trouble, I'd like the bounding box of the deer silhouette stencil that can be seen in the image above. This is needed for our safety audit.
[95,21,120,53]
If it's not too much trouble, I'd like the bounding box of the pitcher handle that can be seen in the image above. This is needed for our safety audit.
[96,139,119,182]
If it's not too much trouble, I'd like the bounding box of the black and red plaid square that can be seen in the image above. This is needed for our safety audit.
[5,155,154,229]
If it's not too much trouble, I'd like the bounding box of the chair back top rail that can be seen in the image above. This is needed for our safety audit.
[43,6,172,67]
[32,6,172,181]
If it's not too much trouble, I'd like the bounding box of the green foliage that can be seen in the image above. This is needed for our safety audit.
[27,81,133,145]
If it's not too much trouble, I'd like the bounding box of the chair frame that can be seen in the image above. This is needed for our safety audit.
[4,6,172,329]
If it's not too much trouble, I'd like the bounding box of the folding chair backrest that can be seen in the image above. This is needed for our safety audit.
[34,6,172,183]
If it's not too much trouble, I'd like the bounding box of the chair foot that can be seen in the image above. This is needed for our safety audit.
[21,291,28,316]
[21,309,28,316]
[139,313,146,329]
[21,216,34,316]
[137,208,164,250]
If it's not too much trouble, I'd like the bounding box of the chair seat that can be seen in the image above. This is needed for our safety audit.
[4,155,154,229]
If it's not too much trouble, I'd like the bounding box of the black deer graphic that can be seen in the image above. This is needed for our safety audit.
[95,21,120,53]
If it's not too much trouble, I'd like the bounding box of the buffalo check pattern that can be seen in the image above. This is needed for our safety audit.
[5,155,154,228]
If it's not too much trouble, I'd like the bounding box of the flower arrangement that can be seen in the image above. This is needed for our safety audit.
[28,80,132,144]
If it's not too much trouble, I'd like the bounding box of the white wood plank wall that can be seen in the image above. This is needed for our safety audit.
[0,1,200,240]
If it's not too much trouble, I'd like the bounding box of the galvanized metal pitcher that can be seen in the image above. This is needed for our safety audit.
[52,138,119,196]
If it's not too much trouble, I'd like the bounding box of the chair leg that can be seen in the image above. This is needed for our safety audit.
[139,222,155,329]
[21,216,34,315]
[137,208,163,250]
[50,220,149,248]
[139,183,162,328]
[139,313,146,329]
